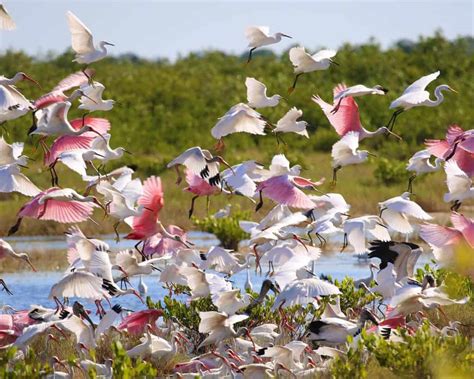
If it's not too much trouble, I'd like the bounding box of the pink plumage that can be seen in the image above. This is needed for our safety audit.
[420,212,474,249]
[256,175,322,209]
[118,309,163,335]
[44,133,96,166]
[70,117,111,134]
[34,93,68,110]
[451,213,474,248]
[143,225,187,257]
[17,188,95,223]
[125,176,164,241]
[184,169,220,196]
[312,84,363,137]
[425,124,474,176]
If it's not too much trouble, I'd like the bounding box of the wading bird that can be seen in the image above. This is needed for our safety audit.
[443,161,474,211]
[0,72,39,123]
[331,83,388,113]
[378,192,432,234]
[312,84,401,141]
[331,131,374,185]
[246,77,282,109]
[66,11,114,79]
[387,71,456,131]
[272,107,309,142]
[406,149,443,192]
[0,238,36,295]
[0,4,16,30]
[245,26,291,63]
[288,47,337,93]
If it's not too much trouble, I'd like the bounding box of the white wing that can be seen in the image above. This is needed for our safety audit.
[49,271,107,300]
[343,220,366,253]
[246,77,268,105]
[211,103,265,139]
[403,71,440,95]
[444,161,471,194]
[289,46,315,67]
[312,49,337,62]
[0,165,41,196]
[381,208,413,234]
[57,151,88,177]
[245,26,270,46]
[0,4,15,30]
[275,107,303,129]
[67,11,95,54]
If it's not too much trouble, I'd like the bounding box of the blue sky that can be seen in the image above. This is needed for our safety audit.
[0,1,472,60]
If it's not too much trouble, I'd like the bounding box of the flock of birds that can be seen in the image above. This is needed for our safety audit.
[0,6,472,378]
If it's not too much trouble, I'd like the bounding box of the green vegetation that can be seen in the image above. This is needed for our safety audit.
[0,32,472,236]
[192,208,251,249]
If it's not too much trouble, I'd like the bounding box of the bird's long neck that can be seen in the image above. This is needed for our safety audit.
[99,41,109,54]
[426,86,447,107]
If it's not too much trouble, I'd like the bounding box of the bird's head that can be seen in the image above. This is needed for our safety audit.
[19,253,36,272]
[17,72,41,87]
[360,308,379,325]
[276,33,292,39]
[118,147,133,155]
[374,85,389,94]
[214,156,235,174]
[442,85,457,94]
[129,288,145,304]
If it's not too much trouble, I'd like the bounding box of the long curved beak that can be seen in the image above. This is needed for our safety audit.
[26,257,37,272]
[24,74,41,88]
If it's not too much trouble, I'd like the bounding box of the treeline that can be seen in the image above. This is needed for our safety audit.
[1,32,473,175]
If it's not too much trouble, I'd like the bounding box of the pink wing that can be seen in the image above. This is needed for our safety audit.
[459,135,474,154]
[293,176,325,188]
[445,124,465,145]
[451,213,474,248]
[44,133,96,166]
[118,309,163,335]
[18,189,95,223]
[184,169,218,196]
[33,93,67,109]
[425,139,450,158]
[419,223,462,247]
[454,149,474,177]
[126,176,164,240]
[257,175,315,209]
[313,94,362,136]
[70,117,111,134]
[52,69,94,93]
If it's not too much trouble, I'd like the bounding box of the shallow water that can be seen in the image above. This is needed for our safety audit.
[0,233,433,313]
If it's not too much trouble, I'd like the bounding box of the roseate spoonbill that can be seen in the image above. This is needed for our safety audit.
[7,187,102,235]
[118,309,163,335]
[29,102,109,139]
[312,84,401,140]
[331,131,375,185]
[288,47,337,93]
[387,71,456,131]
[143,224,190,257]
[341,216,390,254]
[0,72,39,123]
[0,158,41,197]
[420,213,474,265]
[273,278,340,309]
[443,161,474,211]
[33,69,94,111]
[245,77,282,108]
[307,309,378,345]
[167,146,233,186]
[184,170,223,218]
[378,192,432,234]
[79,81,115,111]
[272,107,309,143]
[367,240,423,281]
[66,11,114,78]
[197,311,250,349]
[255,174,324,211]
[406,149,443,192]
[425,124,474,176]
[245,26,291,63]
[331,83,388,113]
[0,4,15,30]
[353,263,379,288]
[211,103,267,150]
